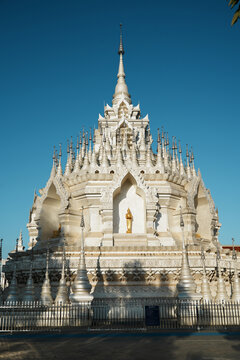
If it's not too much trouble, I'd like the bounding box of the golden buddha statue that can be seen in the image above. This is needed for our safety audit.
[126,208,133,233]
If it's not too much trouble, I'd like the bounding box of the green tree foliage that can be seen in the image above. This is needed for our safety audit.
[228,0,240,25]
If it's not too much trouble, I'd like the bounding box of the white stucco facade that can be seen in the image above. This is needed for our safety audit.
[3,31,239,303]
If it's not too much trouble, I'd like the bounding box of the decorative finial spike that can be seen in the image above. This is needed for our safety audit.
[79,132,82,146]
[59,143,62,157]
[161,127,165,139]
[89,127,92,141]
[118,23,124,55]
[53,146,56,160]
[179,140,182,154]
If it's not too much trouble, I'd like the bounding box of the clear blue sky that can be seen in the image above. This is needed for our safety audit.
[0,0,239,258]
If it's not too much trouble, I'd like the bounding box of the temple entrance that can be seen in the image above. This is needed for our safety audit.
[113,175,145,234]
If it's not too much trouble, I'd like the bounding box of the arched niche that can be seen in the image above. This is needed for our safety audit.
[39,183,61,241]
[194,184,212,240]
[113,174,146,234]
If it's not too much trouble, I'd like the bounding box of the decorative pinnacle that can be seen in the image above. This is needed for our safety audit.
[179,140,182,154]
[53,146,56,161]
[80,207,85,228]
[118,23,124,55]
[79,132,82,146]
[59,143,62,157]
[113,24,131,105]
[166,132,169,146]
[172,136,177,151]
[161,127,165,139]
[157,128,161,144]
[180,207,184,228]
[191,147,194,161]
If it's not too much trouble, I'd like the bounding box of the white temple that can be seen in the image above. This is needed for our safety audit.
[2,27,240,302]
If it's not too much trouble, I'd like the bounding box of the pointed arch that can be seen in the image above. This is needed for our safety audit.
[35,176,69,219]
[38,182,62,241]
[112,172,146,234]
[187,175,216,241]
[187,175,215,215]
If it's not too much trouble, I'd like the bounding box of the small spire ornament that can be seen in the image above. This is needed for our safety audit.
[55,240,69,304]
[177,208,198,299]
[70,207,93,304]
[200,247,212,301]
[6,262,18,303]
[57,143,63,176]
[6,240,18,303]
[23,249,35,303]
[40,244,53,306]
[17,230,24,252]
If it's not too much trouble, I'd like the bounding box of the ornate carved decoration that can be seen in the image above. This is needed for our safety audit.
[90,269,101,283]
[118,269,128,282]
[104,269,114,282]
[146,269,156,283]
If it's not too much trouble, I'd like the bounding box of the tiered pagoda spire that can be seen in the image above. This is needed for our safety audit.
[46,25,198,182]
[112,24,131,106]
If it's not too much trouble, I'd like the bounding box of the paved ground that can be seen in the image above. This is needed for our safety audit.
[0,331,240,360]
